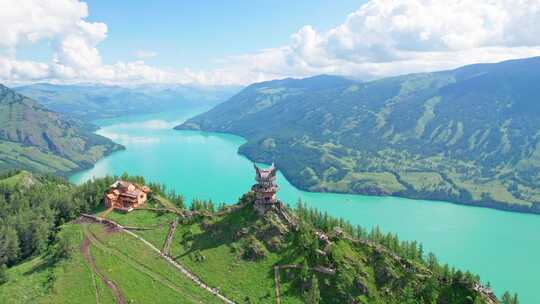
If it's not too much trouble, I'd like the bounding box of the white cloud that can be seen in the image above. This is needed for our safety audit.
[230,0,540,81]
[1,0,540,86]
[134,50,158,60]
[0,0,89,50]
[0,0,179,85]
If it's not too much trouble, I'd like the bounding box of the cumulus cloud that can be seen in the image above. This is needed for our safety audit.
[233,0,540,80]
[1,0,540,85]
[0,0,182,85]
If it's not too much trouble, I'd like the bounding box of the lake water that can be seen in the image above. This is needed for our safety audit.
[70,107,540,303]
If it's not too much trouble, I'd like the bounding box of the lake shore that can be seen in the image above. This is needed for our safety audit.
[175,125,540,216]
[70,109,540,303]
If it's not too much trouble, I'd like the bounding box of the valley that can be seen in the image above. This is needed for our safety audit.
[15,83,238,121]
[2,2,539,303]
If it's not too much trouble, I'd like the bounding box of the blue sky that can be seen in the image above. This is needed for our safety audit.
[1,1,540,85]
[84,1,365,70]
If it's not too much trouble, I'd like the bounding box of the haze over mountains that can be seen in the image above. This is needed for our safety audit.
[15,83,240,121]
[178,57,540,214]
[0,85,122,175]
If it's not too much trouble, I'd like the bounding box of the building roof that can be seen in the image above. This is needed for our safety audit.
[107,180,149,203]
[120,190,140,198]
[110,180,138,189]
[254,163,277,181]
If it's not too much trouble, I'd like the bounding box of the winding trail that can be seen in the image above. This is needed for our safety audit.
[81,234,125,304]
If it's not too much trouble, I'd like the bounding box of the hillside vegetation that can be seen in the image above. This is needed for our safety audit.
[0,85,122,175]
[177,57,540,214]
[15,83,239,121]
[0,172,510,303]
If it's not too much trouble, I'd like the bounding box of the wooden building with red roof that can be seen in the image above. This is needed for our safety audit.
[104,180,151,212]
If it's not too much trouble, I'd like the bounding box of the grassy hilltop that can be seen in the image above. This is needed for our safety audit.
[0,172,508,303]
[177,57,540,214]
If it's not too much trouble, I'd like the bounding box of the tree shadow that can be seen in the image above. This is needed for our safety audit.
[22,259,54,276]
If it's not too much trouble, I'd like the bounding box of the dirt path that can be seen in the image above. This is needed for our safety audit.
[162,217,178,255]
[273,266,281,304]
[101,206,114,219]
[80,213,236,304]
[84,226,206,303]
[81,235,126,304]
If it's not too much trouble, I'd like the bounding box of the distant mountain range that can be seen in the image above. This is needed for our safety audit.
[177,57,540,214]
[0,84,122,175]
[15,83,240,121]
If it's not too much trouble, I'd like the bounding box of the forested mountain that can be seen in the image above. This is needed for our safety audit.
[0,84,122,175]
[15,83,239,121]
[177,57,540,214]
[0,171,504,303]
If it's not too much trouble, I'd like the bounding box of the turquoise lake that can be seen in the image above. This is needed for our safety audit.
[70,107,540,303]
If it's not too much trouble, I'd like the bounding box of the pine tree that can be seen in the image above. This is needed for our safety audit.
[305,274,321,304]
[0,226,20,266]
[0,264,8,284]
[419,276,439,304]
[501,291,519,304]
[426,252,438,271]
[300,259,309,285]
[402,285,418,304]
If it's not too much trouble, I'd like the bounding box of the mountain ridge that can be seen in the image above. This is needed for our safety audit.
[176,56,540,214]
[15,83,240,121]
[0,84,123,175]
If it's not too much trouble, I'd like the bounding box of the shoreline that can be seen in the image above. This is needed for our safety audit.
[175,125,540,217]
[67,114,540,302]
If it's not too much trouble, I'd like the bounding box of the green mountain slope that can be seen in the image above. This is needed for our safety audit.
[176,58,540,214]
[0,85,122,175]
[0,173,501,303]
[15,83,239,121]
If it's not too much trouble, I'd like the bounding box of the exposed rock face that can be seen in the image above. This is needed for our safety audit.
[242,236,268,261]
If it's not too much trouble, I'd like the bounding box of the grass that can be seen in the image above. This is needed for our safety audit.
[0,220,219,304]
[399,171,453,193]
[102,205,307,303]
[106,209,175,250]
[318,170,407,194]
[0,171,32,187]
[85,223,217,303]
[1,195,493,304]
[0,224,114,304]
[166,207,304,304]
[0,140,79,173]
